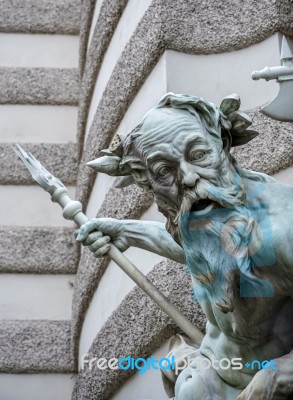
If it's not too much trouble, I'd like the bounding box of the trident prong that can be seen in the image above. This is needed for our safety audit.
[12,144,65,195]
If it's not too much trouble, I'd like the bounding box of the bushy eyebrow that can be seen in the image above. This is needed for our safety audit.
[146,151,175,165]
[185,136,208,148]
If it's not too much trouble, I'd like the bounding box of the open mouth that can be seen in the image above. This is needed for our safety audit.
[190,199,221,212]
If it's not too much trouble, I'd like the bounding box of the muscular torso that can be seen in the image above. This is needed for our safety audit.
[200,292,293,388]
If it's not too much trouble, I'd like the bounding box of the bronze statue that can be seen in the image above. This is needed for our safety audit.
[75,92,293,399]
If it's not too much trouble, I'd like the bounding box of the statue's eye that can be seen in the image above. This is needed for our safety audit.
[189,151,206,162]
[157,166,171,177]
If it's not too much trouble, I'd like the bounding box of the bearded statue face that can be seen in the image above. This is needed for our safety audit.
[130,107,246,243]
[129,106,272,307]
[88,93,258,244]
[88,93,273,306]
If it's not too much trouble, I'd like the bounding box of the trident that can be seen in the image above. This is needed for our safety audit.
[13,144,203,345]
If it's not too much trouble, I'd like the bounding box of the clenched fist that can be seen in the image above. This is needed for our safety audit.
[75,218,184,262]
[75,218,131,258]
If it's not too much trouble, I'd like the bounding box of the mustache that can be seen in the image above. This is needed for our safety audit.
[174,179,245,224]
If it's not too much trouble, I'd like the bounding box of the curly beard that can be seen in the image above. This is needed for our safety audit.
[164,161,246,246]
[163,164,274,311]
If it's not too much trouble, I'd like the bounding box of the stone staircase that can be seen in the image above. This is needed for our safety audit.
[0,1,81,399]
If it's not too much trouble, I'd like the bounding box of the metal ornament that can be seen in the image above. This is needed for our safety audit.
[252,35,293,122]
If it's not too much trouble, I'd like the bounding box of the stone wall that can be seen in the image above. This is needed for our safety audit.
[0,1,81,399]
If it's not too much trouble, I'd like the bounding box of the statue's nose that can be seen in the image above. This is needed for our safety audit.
[180,161,199,187]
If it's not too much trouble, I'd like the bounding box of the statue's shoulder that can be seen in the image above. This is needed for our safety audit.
[264,179,293,200]
[258,181,293,241]
[246,177,293,216]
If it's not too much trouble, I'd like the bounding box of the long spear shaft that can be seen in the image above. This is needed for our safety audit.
[13,144,203,345]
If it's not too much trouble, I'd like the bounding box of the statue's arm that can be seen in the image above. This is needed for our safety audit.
[76,218,184,263]
[121,220,184,263]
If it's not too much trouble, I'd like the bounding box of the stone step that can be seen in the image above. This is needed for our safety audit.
[0,374,75,400]
[0,0,81,35]
[0,226,78,274]
[0,320,75,373]
[0,142,78,185]
[0,274,75,320]
[0,186,77,227]
[0,67,79,105]
[0,33,79,69]
[0,105,78,144]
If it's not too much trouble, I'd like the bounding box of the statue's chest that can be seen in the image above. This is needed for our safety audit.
[182,216,276,304]
[181,215,239,272]
[184,229,239,282]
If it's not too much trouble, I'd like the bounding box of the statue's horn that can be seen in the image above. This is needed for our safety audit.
[251,35,293,122]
